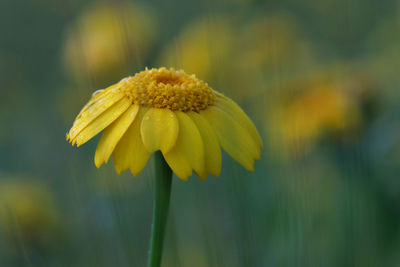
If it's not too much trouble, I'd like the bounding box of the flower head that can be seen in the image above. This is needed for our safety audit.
[67,67,262,180]
[267,74,362,157]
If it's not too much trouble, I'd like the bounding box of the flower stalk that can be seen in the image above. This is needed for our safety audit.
[148,151,172,267]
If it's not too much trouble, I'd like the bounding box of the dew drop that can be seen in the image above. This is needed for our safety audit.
[92,89,104,97]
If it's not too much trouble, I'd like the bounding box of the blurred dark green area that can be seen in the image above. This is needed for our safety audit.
[1,0,400,266]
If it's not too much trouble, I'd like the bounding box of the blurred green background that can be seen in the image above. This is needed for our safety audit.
[1,0,400,266]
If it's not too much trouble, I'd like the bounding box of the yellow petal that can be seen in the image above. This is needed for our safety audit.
[215,94,263,148]
[140,108,179,153]
[163,112,204,181]
[201,106,259,171]
[94,104,139,168]
[163,144,192,181]
[188,111,221,179]
[74,97,131,147]
[68,83,124,140]
[113,107,151,176]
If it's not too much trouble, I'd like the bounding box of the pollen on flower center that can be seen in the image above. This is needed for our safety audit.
[120,67,215,112]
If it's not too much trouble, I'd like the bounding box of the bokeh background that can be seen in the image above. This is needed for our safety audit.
[1,0,400,266]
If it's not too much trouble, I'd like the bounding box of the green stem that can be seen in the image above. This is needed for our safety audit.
[148,151,173,267]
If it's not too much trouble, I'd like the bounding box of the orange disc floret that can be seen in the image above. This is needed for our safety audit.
[120,67,215,112]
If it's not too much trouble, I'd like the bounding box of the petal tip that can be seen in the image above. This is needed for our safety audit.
[176,173,190,181]
[114,166,124,175]
[129,169,140,177]
[242,161,255,172]
[196,172,208,181]
[94,157,103,168]
[211,170,221,177]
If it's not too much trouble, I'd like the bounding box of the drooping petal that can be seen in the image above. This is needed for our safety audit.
[140,108,179,153]
[74,97,131,147]
[201,106,259,171]
[188,111,221,179]
[215,93,263,148]
[68,83,124,140]
[163,111,204,181]
[94,104,140,168]
[163,145,192,180]
[77,84,120,118]
[112,107,151,176]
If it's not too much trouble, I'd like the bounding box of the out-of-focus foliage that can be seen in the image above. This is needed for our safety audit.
[1,0,400,266]
[366,5,400,102]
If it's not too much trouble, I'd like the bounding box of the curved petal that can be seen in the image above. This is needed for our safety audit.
[201,106,259,171]
[68,83,124,141]
[163,111,204,181]
[94,104,139,168]
[215,94,263,148]
[74,97,131,147]
[163,143,192,181]
[140,108,179,153]
[188,111,221,180]
[113,107,151,176]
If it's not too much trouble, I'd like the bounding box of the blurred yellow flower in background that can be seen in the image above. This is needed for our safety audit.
[276,86,357,142]
[0,178,62,251]
[159,14,314,101]
[267,69,370,157]
[62,2,157,83]
[232,14,314,100]
[159,17,234,82]
[67,68,262,181]
[237,14,312,72]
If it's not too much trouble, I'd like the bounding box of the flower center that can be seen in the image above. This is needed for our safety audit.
[120,67,215,112]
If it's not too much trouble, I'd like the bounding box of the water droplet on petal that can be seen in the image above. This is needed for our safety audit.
[92,89,104,97]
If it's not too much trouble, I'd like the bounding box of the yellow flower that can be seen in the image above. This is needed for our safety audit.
[268,75,362,156]
[66,68,262,181]
[278,87,354,141]
[159,15,314,102]
[237,15,312,71]
[63,2,157,82]
[0,179,62,249]
[159,17,233,81]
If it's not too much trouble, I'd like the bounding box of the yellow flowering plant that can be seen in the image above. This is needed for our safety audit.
[66,67,262,266]
[267,74,362,158]
[63,2,157,83]
[0,179,62,252]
